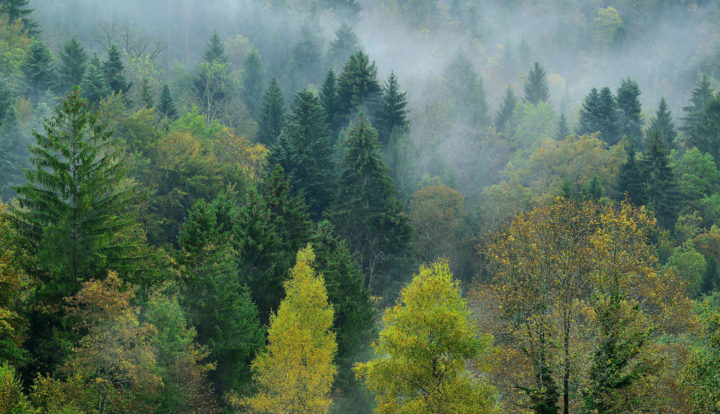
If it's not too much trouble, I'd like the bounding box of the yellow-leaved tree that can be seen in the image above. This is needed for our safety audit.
[355,259,497,414]
[240,245,337,413]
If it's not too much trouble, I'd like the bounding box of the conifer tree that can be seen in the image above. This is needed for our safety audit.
[81,55,110,106]
[0,79,11,127]
[320,69,341,136]
[496,86,517,133]
[240,246,337,414]
[524,62,550,104]
[256,77,284,147]
[288,24,323,89]
[58,38,87,93]
[555,112,570,140]
[686,92,720,164]
[0,108,27,202]
[269,89,335,219]
[702,255,718,294]
[203,33,227,63]
[327,23,361,71]
[157,83,178,120]
[0,0,37,35]
[103,44,129,94]
[681,74,713,137]
[616,78,643,146]
[374,71,408,146]
[444,51,488,129]
[336,51,381,120]
[138,77,154,108]
[242,49,264,116]
[21,40,55,98]
[617,145,645,206]
[330,115,412,293]
[642,129,681,229]
[578,86,621,146]
[648,98,676,149]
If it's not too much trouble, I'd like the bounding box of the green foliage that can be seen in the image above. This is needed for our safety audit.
[524,62,549,105]
[682,294,720,412]
[443,51,488,129]
[287,24,323,91]
[0,107,28,202]
[680,74,713,140]
[157,84,177,120]
[616,78,643,146]
[685,92,720,166]
[554,112,570,140]
[665,241,706,297]
[21,41,54,97]
[328,23,361,71]
[617,145,646,205]
[242,49,264,116]
[320,70,341,136]
[0,362,34,413]
[0,0,37,35]
[57,39,87,93]
[648,97,676,149]
[495,86,517,133]
[81,55,110,107]
[337,51,381,121]
[256,77,284,146]
[642,130,681,229]
[578,87,622,146]
[203,33,226,63]
[375,72,408,146]
[103,45,129,95]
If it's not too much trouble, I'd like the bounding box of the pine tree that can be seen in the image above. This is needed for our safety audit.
[269,89,335,219]
[681,74,713,137]
[648,97,676,149]
[686,92,720,164]
[617,145,646,205]
[288,24,323,89]
[496,86,517,133]
[256,77,284,147]
[375,72,408,146]
[336,51,381,120]
[157,83,178,120]
[103,44,129,94]
[58,38,88,93]
[330,115,412,293]
[642,129,681,229]
[555,113,570,140]
[524,62,550,104]
[577,87,621,146]
[327,23,361,71]
[203,33,227,63]
[320,69,341,136]
[616,78,643,146]
[239,246,337,414]
[702,255,718,294]
[0,107,27,202]
[444,51,489,129]
[0,0,37,35]
[81,55,109,106]
[242,49,264,116]
[21,40,55,98]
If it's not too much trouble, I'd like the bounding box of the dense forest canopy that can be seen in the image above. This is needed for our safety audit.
[2,0,720,413]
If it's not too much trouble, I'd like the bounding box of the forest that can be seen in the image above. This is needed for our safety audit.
[1,0,720,412]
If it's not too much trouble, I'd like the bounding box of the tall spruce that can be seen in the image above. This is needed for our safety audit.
[330,115,412,293]
[242,49,264,116]
[336,51,381,121]
[203,33,227,63]
[288,24,323,89]
[0,0,37,35]
[58,38,88,93]
[577,86,622,146]
[21,40,55,98]
[256,78,284,147]
[524,62,550,104]
[0,107,27,202]
[681,74,713,138]
[642,129,681,229]
[617,145,646,206]
[327,23,361,71]
[103,44,129,95]
[444,51,488,129]
[320,69,340,135]
[157,83,178,120]
[375,72,408,146]
[138,77,154,108]
[686,92,720,164]
[616,78,643,146]
[496,86,517,133]
[81,55,110,106]
[648,97,676,149]
[555,113,570,140]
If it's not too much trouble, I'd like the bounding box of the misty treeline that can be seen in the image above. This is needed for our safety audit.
[2,0,720,413]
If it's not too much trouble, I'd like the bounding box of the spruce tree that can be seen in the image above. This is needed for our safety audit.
[648,97,676,149]
[617,145,646,206]
[686,92,720,164]
[242,49,264,116]
[138,77,154,108]
[375,71,408,146]
[103,44,129,94]
[320,69,340,136]
[616,78,643,146]
[157,83,178,120]
[578,86,621,146]
[327,23,361,71]
[681,74,713,137]
[336,51,381,120]
[58,38,88,93]
[288,24,323,89]
[203,33,227,63]
[21,40,55,98]
[0,0,37,35]
[555,113,570,140]
[0,107,27,202]
[444,51,488,129]
[269,89,335,219]
[81,55,110,106]
[0,79,11,127]
[496,86,517,133]
[702,255,719,294]
[330,115,412,293]
[256,77,284,147]
[642,129,681,229]
[524,62,550,104]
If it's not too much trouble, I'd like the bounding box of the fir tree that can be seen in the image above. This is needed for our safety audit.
[686,92,720,164]
[444,51,488,129]
[0,0,37,35]
[157,83,178,120]
[203,33,227,63]
[58,38,88,93]
[336,51,381,120]
[327,23,361,71]
[103,44,129,94]
[681,74,713,137]
[702,255,719,294]
[81,55,110,106]
[138,77,154,108]
[242,49,264,116]
[375,72,408,146]
[330,115,412,293]
[555,113,570,140]
[524,62,550,104]
[642,129,681,229]
[617,145,646,206]
[0,79,12,131]
[616,78,643,146]
[288,24,323,89]
[496,86,517,133]
[21,40,55,98]
[578,87,621,146]
[648,97,676,149]
[0,107,27,202]
[256,77,284,147]
[320,69,340,136]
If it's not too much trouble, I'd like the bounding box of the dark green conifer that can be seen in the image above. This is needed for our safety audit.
[256,78,284,147]
[702,255,719,294]
[648,98,676,149]
[681,74,713,137]
[0,107,27,202]
[578,87,621,146]
[686,93,720,164]
[496,86,517,133]
[58,38,87,93]
[158,84,178,120]
[21,40,55,97]
[103,44,129,94]
[616,78,643,146]
[524,62,550,104]
[555,113,570,140]
[444,51,488,129]
[617,145,645,205]
[203,33,227,63]
[337,51,381,120]
[0,0,37,35]
[375,72,408,146]
[81,55,110,107]
[327,23,361,71]
[642,129,681,229]
[242,49,264,116]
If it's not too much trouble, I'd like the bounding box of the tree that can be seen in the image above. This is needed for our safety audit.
[336,51,381,120]
[685,92,720,165]
[409,185,466,264]
[138,77,154,108]
[648,98,676,149]
[0,362,34,413]
[203,33,227,63]
[0,107,28,202]
[444,51,488,129]
[680,74,713,138]
[193,59,232,124]
[287,24,323,90]
[239,246,337,414]
[157,84,178,120]
[617,145,646,205]
[58,38,88,93]
[702,255,719,294]
[642,129,680,229]
[554,112,570,140]
[0,0,37,35]
[320,70,341,136]
[375,72,408,146]
[269,89,335,219]
[21,40,54,98]
[81,55,110,106]
[577,86,621,146]
[327,23,361,71]
[683,295,720,412]
[524,62,550,104]
[496,86,517,133]
[330,115,412,293]
[103,44,129,95]
[355,259,497,414]
[242,49,264,116]
[256,77,284,147]
[616,78,643,146]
